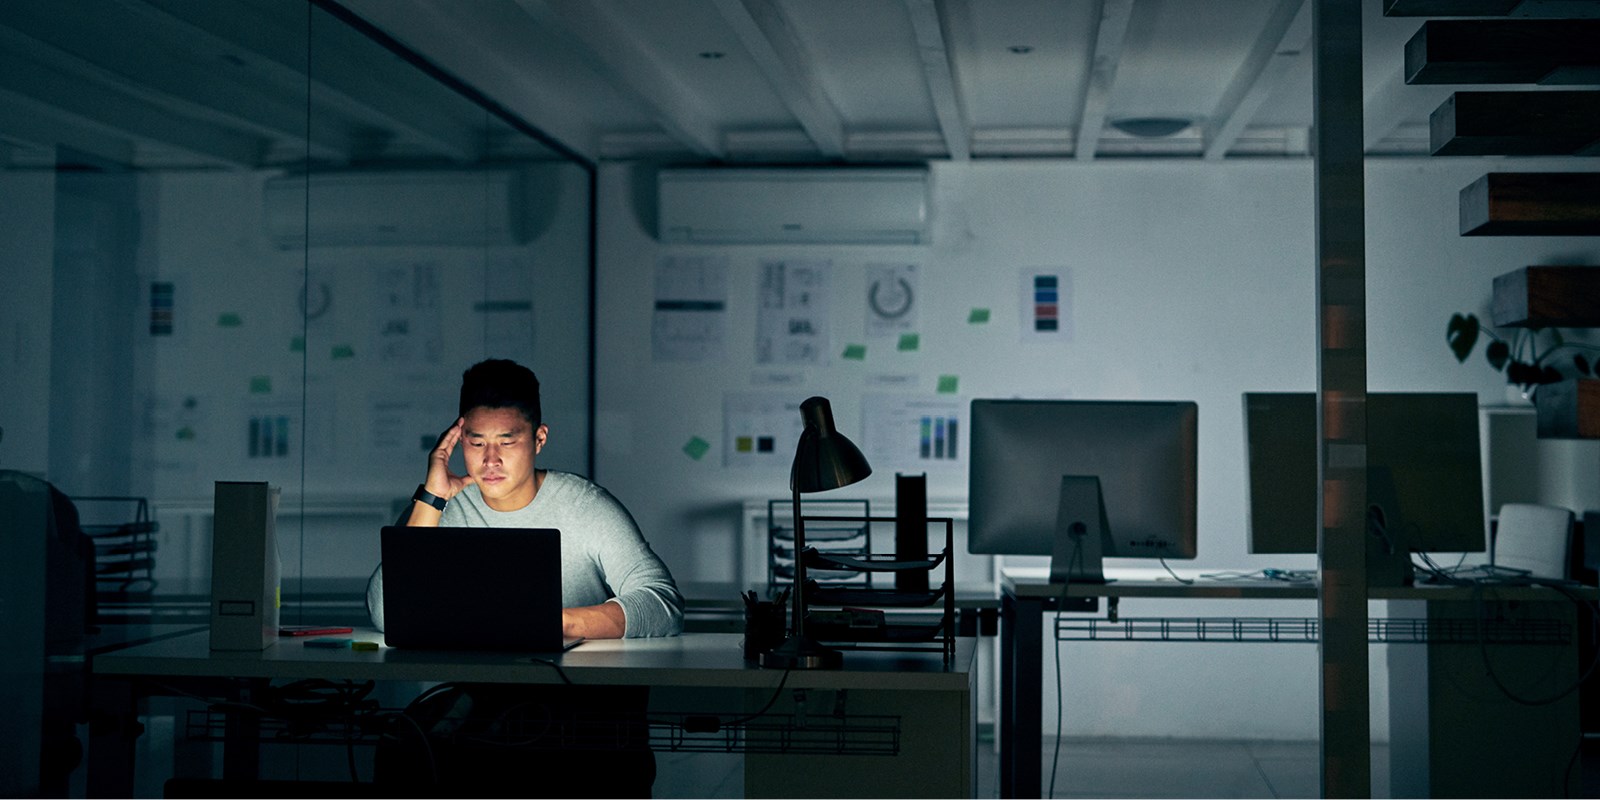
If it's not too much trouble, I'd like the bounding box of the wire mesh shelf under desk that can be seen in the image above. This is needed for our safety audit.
[1055,616,1572,644]
[184,709,901,756]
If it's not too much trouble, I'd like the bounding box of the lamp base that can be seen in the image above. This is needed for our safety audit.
[758,634,843,669]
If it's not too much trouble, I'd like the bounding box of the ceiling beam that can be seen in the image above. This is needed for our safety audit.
[1204,0,1311,160]
[513,0,725,159]
[140,0,479,163]
[341,0,598,164]
[0,14,350,164]
[709,0,847,159]
[0,47,262,168]
[1075,0,1134,161]
[1363,62,1450,151]
[0,86,148,168]
[902,0,970,161]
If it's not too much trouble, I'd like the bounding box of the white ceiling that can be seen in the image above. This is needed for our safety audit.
[0,0,1472,171]
[352,0,1454,162]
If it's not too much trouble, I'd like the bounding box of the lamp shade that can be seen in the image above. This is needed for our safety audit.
[790,396,872,493]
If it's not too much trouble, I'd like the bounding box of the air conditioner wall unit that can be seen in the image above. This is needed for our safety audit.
[657,168,930,245]
[264,169,531,247]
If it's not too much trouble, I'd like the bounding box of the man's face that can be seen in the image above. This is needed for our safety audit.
[461,406,547,512]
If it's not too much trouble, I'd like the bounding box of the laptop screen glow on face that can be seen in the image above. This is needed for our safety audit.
[380,526,580,653]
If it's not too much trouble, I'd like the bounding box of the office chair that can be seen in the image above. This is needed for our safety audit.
[1492,503,1575,581]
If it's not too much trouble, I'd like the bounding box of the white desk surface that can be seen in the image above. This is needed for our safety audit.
[92,630,976,692]
[1002,567,1596,601]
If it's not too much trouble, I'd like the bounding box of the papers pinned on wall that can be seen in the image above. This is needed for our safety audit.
[860,393,967,473]
[756,259,830,366]
[723,392,805,469]
[652,255,728,363]
[1020,268,1071,343]
[865,263,917,338]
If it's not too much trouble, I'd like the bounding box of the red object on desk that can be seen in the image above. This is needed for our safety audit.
[278,626,354,637]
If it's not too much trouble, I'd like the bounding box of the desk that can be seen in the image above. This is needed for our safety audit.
[90,630,978,798]
[999,573,1585,798]
[104,578,1001,636]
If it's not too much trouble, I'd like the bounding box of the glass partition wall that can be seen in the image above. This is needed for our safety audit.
[1,0,593,623]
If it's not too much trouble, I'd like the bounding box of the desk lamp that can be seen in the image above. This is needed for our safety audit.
[760,396,872,670]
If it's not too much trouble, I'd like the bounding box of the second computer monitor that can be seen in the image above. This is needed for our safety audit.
[1243,392,1486,555]
[968,399,1199,567]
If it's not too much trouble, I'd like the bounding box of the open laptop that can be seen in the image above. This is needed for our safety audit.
[380,526,583,653]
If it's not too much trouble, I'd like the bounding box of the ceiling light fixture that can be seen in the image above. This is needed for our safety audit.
[1109,117,1193,138]
[698,51,725,60]
[1008,45,1033,54]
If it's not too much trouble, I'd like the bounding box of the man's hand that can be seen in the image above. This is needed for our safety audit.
[426,417,476,499]
[563,602,627,640]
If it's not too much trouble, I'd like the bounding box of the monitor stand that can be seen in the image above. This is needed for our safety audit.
[1050,475,1110,585]
[1365,466,1415,588]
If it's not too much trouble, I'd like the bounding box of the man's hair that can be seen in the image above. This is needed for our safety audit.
[458,359,541,427]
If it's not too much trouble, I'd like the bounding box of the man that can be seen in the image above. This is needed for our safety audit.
[367,359,679,797]
[367,358,683,638]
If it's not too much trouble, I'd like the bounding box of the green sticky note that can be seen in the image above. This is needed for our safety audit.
[683,436,711,461]
[217,312,243,328]
[289,336,305,353]
[331,344,355,360]
[842,344,867,361]
[897,333,920,352]
[937,375,959,394]
[968,308,991,324]
[248,376,272,394]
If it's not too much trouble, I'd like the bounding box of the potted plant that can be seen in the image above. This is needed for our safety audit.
[1446,312,1600,399]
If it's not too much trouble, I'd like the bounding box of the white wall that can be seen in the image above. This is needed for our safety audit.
[595,157,1600,740]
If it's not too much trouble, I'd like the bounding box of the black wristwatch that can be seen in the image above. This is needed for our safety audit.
[412,484,448,511]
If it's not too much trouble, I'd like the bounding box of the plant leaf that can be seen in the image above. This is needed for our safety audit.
[1485,339,1510,371]
[1446,313,1479,363]
[1575,354,1591,376]
[1541,365,1565,385]
[1507,360,1535,386]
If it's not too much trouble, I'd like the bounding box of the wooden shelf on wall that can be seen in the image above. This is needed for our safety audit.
[1536,379,1600,439]
[1405,20,1600,85]
[1491,266,1600,326]
[1431,91,1600,156]
[1460,172,1600,236]
[1385,0,1600,17]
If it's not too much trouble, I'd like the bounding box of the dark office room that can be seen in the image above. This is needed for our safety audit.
[4,0,1600,797]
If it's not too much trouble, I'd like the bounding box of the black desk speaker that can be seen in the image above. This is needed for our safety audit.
[895,473,928,593]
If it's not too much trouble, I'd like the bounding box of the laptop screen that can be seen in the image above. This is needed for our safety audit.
[380,526,578,653]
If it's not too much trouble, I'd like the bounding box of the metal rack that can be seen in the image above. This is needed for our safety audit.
[1056,615,1573,644]
[767,498,871,588]
[185,708,901,756]
[797,514,957,662]
[72,495,159,595]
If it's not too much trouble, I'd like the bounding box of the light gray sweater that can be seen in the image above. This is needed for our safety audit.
[368,471,684,638]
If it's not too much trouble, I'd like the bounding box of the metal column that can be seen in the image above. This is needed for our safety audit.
[1312,1,1370,797]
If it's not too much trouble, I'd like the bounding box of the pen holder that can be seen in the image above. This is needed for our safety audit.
[743,599,786,661]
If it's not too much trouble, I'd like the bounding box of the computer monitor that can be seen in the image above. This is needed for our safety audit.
[967,399,1199,583]
[1243,392,1486,555]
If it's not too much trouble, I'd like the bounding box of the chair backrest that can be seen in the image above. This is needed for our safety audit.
[1493,503,1575,580]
